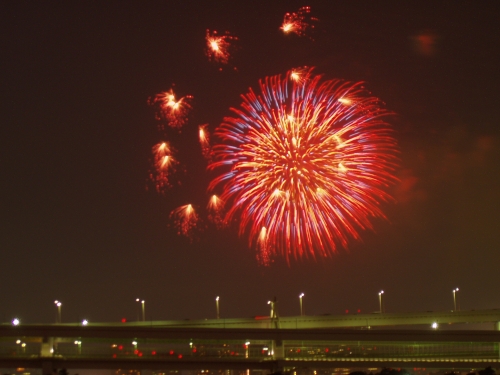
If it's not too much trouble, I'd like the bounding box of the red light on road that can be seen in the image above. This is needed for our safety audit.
[325,348,329,352]
[178,354,183,359]
[170,350,174,355]
[118,345,123,350]
[192,348,197,353]
[152,351,156,355]
[121,318,127,323]
[112,354,117,358]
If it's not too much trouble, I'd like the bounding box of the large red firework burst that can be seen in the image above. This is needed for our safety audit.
[208,68,399,263]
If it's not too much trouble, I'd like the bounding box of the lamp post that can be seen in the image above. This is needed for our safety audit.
[299,293,305,316]
[54,300,62,323]
[267,300,274,318]
[378,291,384,313]
[136,299,145,321]
[453,288,460,312]
[216,296,220,319]
[74,340,82,355]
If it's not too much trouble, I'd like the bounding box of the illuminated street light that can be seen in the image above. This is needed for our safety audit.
[245,341,250,358]
[432,322,438,329]
[82,319,88,326]
[74,340,82,354]
[54,300,62,323]
[215,296,220,319]
[12,318,20,326]
[136,299,145,321]
[453,288,460,312]
[299,293,305,316]
[267,300,274,318]
[378,291,384,313]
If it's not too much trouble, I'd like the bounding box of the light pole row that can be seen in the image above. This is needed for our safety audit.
[44,289,462,325]
[375,288,461,314]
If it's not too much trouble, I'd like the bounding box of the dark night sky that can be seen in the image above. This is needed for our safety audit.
[1,1,499,325]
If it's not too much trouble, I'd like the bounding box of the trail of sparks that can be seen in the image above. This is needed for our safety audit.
[256,226,273,267]
[148,88,193,130]
[205,29,238,66]
[280,6,318,38]
[207,194,225,229]
[170,204,199,239]
[199,124,212,160]
[149,142,177,193]
[208,68,399,262]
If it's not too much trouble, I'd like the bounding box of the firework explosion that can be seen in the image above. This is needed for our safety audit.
[148,88,193,129]
[198,124,212,160]
[205,29,238,66]
[207,194,225,229]
[280,6,318,38]
[150,142,177,193]
[208,68,398,262]
[170,204,199,239]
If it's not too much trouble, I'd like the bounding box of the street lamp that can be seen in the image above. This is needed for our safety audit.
[54,300,62,323]
[299,293,305,316]
[267,300,274,318]
[81,319,88,326]
[136,299,145,321]
[12,318,20,326]
[452,288,460,312]
[215,296,220,319]
[74,340,82,355]
[432,322,438,330]
[245,341,250,358]
[378,291,384,313]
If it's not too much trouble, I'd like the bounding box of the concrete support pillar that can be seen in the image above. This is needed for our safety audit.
[41,337,54,357]
[272,339,284,360]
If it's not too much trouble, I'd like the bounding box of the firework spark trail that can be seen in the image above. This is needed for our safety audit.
[208,68,399,262]
[149,88,193,129]
[256,226,273,267]
[207,194,225,229]
[290,66,311,84]
[205,29,238,66]
[199,124,212,160]
[150,142,177,193]
[170,204,199,239]
[280,6,318,38]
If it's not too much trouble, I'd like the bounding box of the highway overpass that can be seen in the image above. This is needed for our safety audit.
[2,309,500,373]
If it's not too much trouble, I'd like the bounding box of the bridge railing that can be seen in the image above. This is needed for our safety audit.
[1,336,499,362]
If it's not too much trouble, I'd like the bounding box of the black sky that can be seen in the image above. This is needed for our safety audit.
[1,1,499,325]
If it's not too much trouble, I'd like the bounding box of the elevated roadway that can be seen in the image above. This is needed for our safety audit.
[2,309,500,372]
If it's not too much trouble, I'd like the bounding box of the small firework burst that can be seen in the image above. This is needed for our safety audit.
[205,29,238,65]
[207,194,225,229]
[150,142,177,193]
[290,66,311,84]
[198,124,212,160]
[256,227,274,267]
[170,204,199,239]
[149,88,193,129]
[280,6,318,38]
